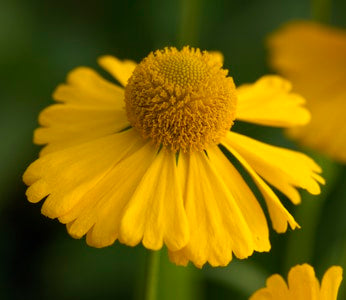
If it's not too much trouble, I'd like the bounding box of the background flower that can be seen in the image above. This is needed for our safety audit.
[268,21,346,163]
[250,264,343,300]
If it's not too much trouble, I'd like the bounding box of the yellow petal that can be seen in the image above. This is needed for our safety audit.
[209,51,224,64]
[65,142,157,247]
[35,67,129,155]
[236,75,310,127]
[23,129,143,217]
[287,264,320,299]
[53,67,124,109]
[225,131,324,205]
[38,104,125,129]
[320,266,343,300]
[34,104,129,154]
[250,274,290,300]
[249,289,273,300]
[98,55,137,87]
[169,150,261,268]
[119,150,189,251]
[251,264,343,300]
[207,146,270,252]
[221,133,299,233]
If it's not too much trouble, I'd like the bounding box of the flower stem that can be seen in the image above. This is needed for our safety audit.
[177,0,202,47]
[311,0,332,23]
[145,250,161,300]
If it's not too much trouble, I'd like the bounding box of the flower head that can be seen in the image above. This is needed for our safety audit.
[23,46,324,267]
[268,21,346,163]
[250,264,343,300]
[125,47,236,152]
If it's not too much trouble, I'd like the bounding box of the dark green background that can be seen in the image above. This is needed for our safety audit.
[1,0,345,299]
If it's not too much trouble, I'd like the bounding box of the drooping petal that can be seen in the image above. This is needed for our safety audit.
[98,55,137,87]
[221,133,299,233]
[287,264,320,299]
[320,266,343,300]
[169,150,264,268]
[65,142,158,248]
[119,150,189,251]
[224,132,324,205]
[236,75,310,127]
[23,129,143,217]
[207,146,270,252]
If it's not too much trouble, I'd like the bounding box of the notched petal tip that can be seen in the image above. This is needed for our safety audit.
[25,180,50,203]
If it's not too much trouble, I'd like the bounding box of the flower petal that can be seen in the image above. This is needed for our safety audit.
[287,264,320,299]
[207,146,270,252]
[23,129,143,218]
[119,150,189,251]
[236,75,310,127]
[250,264,343,300]
[250,274,290,300]
[65,142,157,248]
[35,104,129,155]
[221,133,299,233]
[169,150,263,268]
[209,51,224,64]
[36,67,129,155]
[320,266,343,300]
[53,67,124,109]
[224,131,324,204]
[98,55,137,87]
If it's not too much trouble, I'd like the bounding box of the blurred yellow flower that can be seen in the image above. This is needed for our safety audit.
[250,264,343,300]
[23,47,323,267]
[268,21,346,163]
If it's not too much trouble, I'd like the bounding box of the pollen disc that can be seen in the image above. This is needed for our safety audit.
[125,46,237,152]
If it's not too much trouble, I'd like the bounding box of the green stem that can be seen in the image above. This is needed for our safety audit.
[145,250,161,300]
[158,248,200,300]
[177,0,202,47]
[311,0,332,23]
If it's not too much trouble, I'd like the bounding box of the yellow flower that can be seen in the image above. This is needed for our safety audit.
[250,264,343,300]
[23,47,324,267]
[268,21,346,163]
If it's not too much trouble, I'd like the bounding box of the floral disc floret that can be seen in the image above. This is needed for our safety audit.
[125,46,237,152]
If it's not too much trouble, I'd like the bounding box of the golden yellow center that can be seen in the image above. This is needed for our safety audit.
[157,54,208,87]
[124,46,237,152]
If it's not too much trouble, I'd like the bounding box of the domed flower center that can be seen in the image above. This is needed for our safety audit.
[158,54,208,87]
[124,47,237,152]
